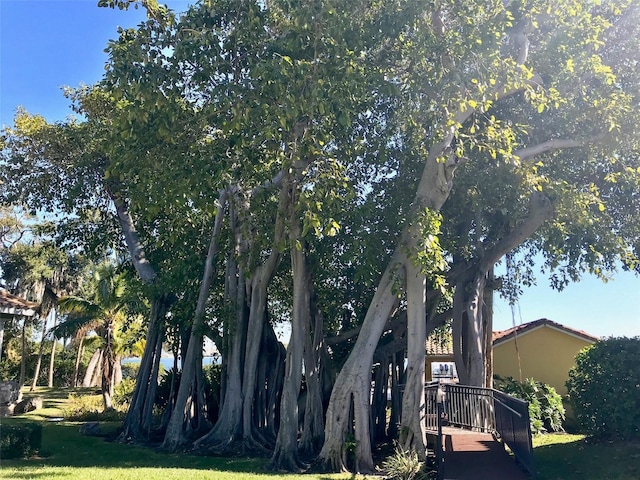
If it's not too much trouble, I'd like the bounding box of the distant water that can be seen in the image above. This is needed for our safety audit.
[122,356,220,372]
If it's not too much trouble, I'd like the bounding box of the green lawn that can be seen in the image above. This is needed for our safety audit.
[3,388,640,480]
[2,388,352,480]
[0,418,352,480]
[532,433,640,480]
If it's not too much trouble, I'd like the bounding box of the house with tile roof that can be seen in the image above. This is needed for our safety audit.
[492,318,598,395]
[425,335,458,382]
[0,289,37,360]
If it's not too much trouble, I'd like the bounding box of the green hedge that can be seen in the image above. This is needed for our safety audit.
[0,422,43,459]
[567,337,640,440]
[494,376,565,435]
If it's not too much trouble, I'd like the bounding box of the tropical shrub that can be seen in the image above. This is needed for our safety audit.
[154,367,180,410]
[113,377,136,409]
[380,443,426,480]
[120,361,140,380]
[63,392,125,421]
[494,376,565,434]
[566,337,640,440]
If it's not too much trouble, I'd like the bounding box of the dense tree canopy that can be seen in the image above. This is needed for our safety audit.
[1,0,638,473]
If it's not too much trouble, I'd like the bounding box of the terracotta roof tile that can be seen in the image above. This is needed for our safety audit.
[426,335,454,356]
[492,318,598,345]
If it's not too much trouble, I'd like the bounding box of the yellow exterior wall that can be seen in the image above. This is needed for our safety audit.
[493,325,594,395]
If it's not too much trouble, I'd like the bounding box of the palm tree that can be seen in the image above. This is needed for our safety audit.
[57,263,134,410]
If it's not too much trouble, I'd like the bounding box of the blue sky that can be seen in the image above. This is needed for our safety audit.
[1,1,638,338]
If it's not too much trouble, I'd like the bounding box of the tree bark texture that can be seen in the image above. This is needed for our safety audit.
[194,210,248,453]
[0,317,5,361]
[119,297,165,442]
[48,308,58,388]
[269,215,310,471]
[30,317,49,391]
[452,192,554,386]
[400,259,427,459]
[162,191,227,451]
[299,297,326,455]
[101,319,116,410]
[83,348,101,387]
[91,350,103,387]
[72,335,84,387]
[317,254,404,472]
[19,318,27,388]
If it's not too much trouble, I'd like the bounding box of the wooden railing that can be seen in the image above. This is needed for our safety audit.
[423,383,536,479]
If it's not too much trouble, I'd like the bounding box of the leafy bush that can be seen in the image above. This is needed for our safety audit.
[155,367,180,410]
[63,393,125,422]
[203,364,222,424]
[566,337,640,440]
[494,376,565,434]
[380,443,425,480]
[113,378,136,409]
[0,359,19,382]
[120,361,140,380]
[0,422,42,459]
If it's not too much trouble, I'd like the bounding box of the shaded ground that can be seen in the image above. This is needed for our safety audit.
[533,433,640,480]
[441,427,529,480]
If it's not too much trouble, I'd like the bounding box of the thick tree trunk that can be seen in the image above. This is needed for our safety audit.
[400,259,427,458]
[30,317,49,391]
[48,309,58,388]
[452,192,554,386]
[0,317,4,361]
[83,348,101,387]
[108,185,168,442]
[239,180,287,451]
[73,335,84,387]
[269,217,310,471]
[299,300,326,455]
[19,318,27,388]
[239,276,273,451]
[317,23,545,468]
[193,235,247,452]
[114,355,123,387]
[317,254,404,472]
[101,320,116,410]
[318,89,472,471]
[465,274,486,387]
[163,192,227,451]
[484,268,494,389]
[118,296,166,442]
[91,350,103,388]
[107,187,158,284]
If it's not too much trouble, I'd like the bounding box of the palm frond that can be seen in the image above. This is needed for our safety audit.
[53,313,101,339]
[58,296,103,317]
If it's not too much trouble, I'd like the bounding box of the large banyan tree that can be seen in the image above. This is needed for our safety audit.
[1,0,639,473]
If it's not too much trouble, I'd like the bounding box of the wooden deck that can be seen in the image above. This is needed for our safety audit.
[440,427,531,480]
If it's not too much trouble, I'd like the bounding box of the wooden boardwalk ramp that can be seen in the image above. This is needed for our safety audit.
[440,427,530,480]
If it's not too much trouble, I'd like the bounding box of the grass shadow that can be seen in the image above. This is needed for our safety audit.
[534,435,640,480]
[2,420,303,476]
